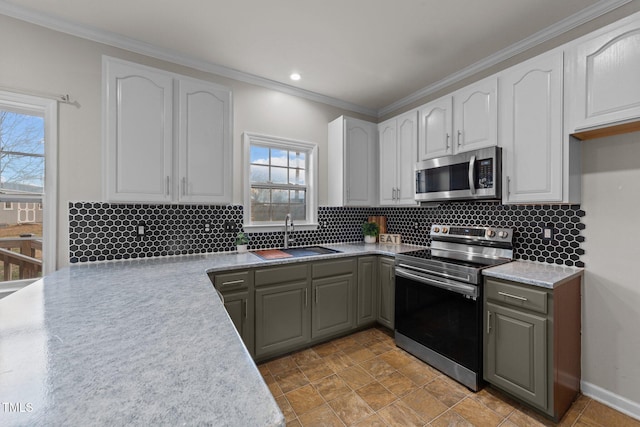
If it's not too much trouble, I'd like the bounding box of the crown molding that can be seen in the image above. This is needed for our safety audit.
[0,0,378,118]
[378,0,633,117]
[0,0,632,119]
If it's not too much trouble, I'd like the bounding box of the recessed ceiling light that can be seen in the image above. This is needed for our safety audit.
[290,73,301,81]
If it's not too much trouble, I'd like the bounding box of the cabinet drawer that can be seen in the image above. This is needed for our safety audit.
[255,264,308,287]
[214,271,250,292]
[312,259,356,279]
[485,278,548,314]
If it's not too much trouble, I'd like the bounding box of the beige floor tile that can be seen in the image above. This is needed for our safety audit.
[401,387,448,422]
[351,413,387,427]
[397,359,439,386]
[275,367,310,393]
[337,364,376,389]
[359,357,397,379]
[557,407,583,427]
[276,394,297,423]
[363,340,394,355]
[286,419,302,427]
[377,400,425,427]
[453,397,504,427]
[267,355,297,375]
[292,348,322,366]
[263,373,284,398]
[313,341,340,357]
[350,329,380,345]
[328,391,375,426]
[298,404,344,427]
[323,350,355,372]
[431,409,474,427]
[355,382,397,411]
[333,335,359,350]
[580,400,640,427]
[378,371,417,397]
[297,358,335,382]
[378,348,415,369]
[342,344,377,364]
[314,374,352,402]
[286,384,325,416]
[423,376,469,407]
[474,387,519,418]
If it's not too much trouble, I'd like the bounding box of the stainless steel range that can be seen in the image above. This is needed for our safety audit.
[394,224,514,391]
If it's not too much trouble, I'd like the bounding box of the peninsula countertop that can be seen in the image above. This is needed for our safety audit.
[0,242,418,426]
[482,259,584,289]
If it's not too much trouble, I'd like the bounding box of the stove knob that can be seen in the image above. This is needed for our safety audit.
[498,231,509,239]
[486,230,496,238]
[433,227,440,233]
[442,227,448,234]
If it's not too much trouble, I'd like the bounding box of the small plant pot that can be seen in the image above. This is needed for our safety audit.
[364,235,377,244]
[237,244,248,253]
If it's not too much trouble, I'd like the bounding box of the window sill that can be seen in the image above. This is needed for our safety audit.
[243,223,319,233]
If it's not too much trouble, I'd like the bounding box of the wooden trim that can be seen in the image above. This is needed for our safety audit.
[572,120,640,140]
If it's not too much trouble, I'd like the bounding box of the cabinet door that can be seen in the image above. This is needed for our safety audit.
[104,58,173,202]
[345,118,377,206]
[221,291,254,356]
[418,96,452,160]
[396,111,418,205]
[255,281,310,358]
[357,257,378,325]
[377,257,395,329]
[453,77,498,153]
[568,18,640,131]
[485,301,548,410]
[500,51,563,203]
[378,119,398,206]
[177,78,232,204]
[312,273,355,340]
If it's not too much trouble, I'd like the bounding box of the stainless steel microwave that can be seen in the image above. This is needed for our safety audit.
[415,146,502,203]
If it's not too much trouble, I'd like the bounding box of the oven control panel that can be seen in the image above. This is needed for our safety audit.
[430,224,512,241]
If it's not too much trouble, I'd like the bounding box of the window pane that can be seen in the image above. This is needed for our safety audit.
[271,166,287,184]
[0,111,44,156]
[271,148,288,167]
[250,164,269,183]
[271,204,290,220]
[250,145,270,165]
[289,151,305,169]
[0,153,44,193]
[272,189,288,203]
[290,190,306,221]
[250,188,271,221]
[289,168,305,185]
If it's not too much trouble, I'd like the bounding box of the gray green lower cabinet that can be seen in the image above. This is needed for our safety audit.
[377,257,395,329]
[213,255,397,362]
[484,276,581,421]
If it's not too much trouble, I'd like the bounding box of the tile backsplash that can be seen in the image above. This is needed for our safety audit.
[69,202,585,267]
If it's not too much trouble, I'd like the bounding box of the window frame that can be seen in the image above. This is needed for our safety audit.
[0,90,57,276]
[243,132,318,232]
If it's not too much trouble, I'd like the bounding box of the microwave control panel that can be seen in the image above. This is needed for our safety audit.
[477,158,493,188]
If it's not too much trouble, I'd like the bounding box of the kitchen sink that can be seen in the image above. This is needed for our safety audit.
[253,246,341,260]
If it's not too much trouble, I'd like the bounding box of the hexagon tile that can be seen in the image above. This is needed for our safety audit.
[68,202,585,267]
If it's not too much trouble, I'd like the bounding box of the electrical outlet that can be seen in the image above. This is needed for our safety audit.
[204,222,211,233]
[136,222,146,237]
[542,226,554,241]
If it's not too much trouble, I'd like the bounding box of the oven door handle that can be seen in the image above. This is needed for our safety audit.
[395,267,478,298]
[396,263,472,283]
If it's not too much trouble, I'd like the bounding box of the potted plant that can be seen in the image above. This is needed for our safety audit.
[235,232,249,253]
[362,221,379,244]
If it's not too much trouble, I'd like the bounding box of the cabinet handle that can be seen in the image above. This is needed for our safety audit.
[304,289,308,308]
[457,130,462,147]
[182,177,187,196]
[315,288,318,304]
[219,279,244,289]
[487,311,492,334]
[498,291,528,302]
[244,299,248,319]
[396,188,400,200]
[392,188,397,200]
[507,176,511,196]
[446,133,450,149]
[166,176,170,196]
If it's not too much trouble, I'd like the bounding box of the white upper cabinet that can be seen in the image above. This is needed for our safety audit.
[418,77,497,160]
[379,111,417,206]
[567,13,640,132]
[328,116,378,206]
[104,58,174,202]
[453,77,498,152]
[500,50,564,203]
[103,57,232,204]
[177,78,232,203]
[418,96,452,160]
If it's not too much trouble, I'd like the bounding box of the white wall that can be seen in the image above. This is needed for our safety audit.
[582,131,640,414]
[0,14,372,269]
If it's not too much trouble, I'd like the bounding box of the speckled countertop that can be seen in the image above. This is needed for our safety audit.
[0,242,419,426]
[483,260,584,289]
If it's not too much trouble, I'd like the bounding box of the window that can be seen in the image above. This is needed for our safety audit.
[0,90,57,294]
[243,132,317,231]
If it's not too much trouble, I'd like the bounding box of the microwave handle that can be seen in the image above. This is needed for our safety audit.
[468,155,476,194]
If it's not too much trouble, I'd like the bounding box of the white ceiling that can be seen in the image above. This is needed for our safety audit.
[0,0,630,116]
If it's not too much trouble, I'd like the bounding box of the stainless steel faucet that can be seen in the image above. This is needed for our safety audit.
[284,213,294,248]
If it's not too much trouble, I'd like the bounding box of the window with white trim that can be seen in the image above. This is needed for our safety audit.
[243,133,317,230]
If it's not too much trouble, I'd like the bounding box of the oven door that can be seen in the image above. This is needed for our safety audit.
[394,266,482,373]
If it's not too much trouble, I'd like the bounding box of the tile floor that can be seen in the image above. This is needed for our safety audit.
[258,327,640,427]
